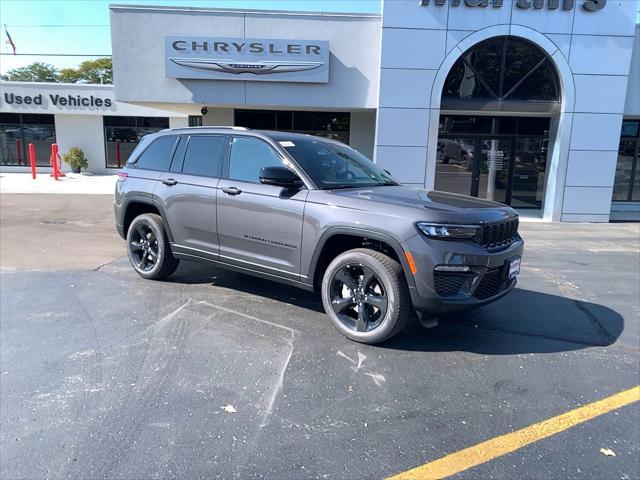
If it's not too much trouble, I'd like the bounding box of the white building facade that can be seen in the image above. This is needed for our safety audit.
[0,82,187,175]
[2,1,638,222]
[374,0,639,222]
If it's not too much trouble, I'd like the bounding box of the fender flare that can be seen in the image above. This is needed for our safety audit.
[307,226,417,290]
[122,195,176,243]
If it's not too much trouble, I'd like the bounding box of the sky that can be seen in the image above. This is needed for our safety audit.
[0,0,381,74]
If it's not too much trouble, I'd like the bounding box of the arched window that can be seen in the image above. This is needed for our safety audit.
[442,36,560,113]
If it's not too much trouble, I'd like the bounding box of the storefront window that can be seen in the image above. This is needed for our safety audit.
[104,116,169,168]
[436,115,550,209]
[0,113,56,167]
[442,36,559,111]
[613,120,640,202]
[234,110,350,144]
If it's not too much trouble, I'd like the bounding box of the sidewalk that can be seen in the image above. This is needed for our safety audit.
[0,172,117,195]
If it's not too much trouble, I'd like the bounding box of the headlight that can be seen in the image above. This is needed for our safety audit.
[417,222,479,239]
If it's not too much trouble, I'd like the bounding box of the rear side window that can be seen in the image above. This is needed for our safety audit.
[228,137,282,183]
[182,135,225,177]
[134,136,177,171]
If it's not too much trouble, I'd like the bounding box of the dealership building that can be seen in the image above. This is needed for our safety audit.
[1,0,639,222]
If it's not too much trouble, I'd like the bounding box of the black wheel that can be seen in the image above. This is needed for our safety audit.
[321,248,411,344]
[126,213,179,280]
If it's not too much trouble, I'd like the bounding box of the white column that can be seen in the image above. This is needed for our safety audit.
[54,115,107,174]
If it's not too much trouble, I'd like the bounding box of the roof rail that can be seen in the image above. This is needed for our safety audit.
[168,126,249,131]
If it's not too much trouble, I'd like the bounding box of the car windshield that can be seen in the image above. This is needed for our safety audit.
[278,138,398,189]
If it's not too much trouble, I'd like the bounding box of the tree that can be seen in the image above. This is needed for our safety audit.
[1,62,58,82]
[64,57,113,84]
[58,67,82,84]
[0,57,113,84]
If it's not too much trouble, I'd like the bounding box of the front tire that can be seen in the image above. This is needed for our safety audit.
[126,213,179,280]
[321,248,411,344]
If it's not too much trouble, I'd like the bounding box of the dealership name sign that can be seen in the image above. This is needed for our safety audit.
[3,92,113,108]
[419,0,606,11]
[164,36,329,83]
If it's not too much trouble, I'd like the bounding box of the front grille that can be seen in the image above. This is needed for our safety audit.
[476,218,519,250]
[472,266,514,300]
[434,272,474,297]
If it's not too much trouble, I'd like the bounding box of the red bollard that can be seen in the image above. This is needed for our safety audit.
[116,141,121,168]
[50,144,60,180]
[16,139,22,165]
[28,143,37,179]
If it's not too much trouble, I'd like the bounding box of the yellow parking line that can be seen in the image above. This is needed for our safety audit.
[388,385,640,480]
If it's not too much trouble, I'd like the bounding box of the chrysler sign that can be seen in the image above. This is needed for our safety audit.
[164,36,329,83]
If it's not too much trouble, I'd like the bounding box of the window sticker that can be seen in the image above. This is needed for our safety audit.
[279,140,296,147]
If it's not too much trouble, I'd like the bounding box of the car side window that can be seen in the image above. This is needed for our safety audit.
[228,137,282,183]
[182,135,225,177]
[134,136,177,171]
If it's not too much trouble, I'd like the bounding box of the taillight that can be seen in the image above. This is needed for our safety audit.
[117,172,128,182]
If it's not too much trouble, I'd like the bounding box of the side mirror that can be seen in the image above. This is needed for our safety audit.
[260,166,303,188]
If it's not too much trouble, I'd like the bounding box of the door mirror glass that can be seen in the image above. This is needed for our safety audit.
[260,166,302,188]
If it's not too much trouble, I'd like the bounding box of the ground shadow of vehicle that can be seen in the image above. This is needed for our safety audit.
[384,288,624,355]
[169,260,325,313]
[168,261,624,355]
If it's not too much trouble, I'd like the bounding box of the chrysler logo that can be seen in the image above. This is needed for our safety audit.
[169,58,324,75]
[165,35,329,83]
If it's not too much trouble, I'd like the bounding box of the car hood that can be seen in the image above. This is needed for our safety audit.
[326,186,518,224]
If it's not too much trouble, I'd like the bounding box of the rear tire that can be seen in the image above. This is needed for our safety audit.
[126,213,179,280]
[321,248,411,344]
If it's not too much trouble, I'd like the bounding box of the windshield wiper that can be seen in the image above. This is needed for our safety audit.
[371,181,399,187]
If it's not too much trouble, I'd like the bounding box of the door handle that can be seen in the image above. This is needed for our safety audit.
[162,178,178,186]
[222,186,242,195]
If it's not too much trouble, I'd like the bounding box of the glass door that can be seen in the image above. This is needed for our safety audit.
[510,136,548,208]
[476,137,511,204]
[435,137,476,196]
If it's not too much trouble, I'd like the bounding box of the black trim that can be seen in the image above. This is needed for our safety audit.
[121,195,176,243]
[172,250,315,292]
[306,227,417,292]
[441,99,561,114]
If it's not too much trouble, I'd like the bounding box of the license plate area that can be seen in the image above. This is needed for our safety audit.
[507,256,521,279]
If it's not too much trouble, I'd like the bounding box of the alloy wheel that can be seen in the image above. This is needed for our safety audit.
[129,222,159,272]
[329,263,388,332]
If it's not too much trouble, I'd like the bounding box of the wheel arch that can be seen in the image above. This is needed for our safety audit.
[307,227,417,292]
[122,196,175,243]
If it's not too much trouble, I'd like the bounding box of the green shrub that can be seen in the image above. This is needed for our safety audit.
[62,147,88,170]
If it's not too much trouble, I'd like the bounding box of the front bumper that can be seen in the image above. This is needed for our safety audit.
[404,233,525,315]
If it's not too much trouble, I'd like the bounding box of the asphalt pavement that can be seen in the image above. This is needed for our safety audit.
[0,193,638,480]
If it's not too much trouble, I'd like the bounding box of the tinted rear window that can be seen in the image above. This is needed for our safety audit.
[134,136,177,171]
[182,135,225,177]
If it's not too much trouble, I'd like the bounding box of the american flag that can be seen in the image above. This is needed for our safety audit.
[5,24,16,55]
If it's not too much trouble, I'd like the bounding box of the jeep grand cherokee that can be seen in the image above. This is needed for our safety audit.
[114,127,524,344]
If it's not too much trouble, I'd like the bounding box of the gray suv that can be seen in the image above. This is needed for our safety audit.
[114,127,524,344]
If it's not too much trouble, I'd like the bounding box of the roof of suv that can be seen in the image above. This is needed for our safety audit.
[163,127,332,143]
